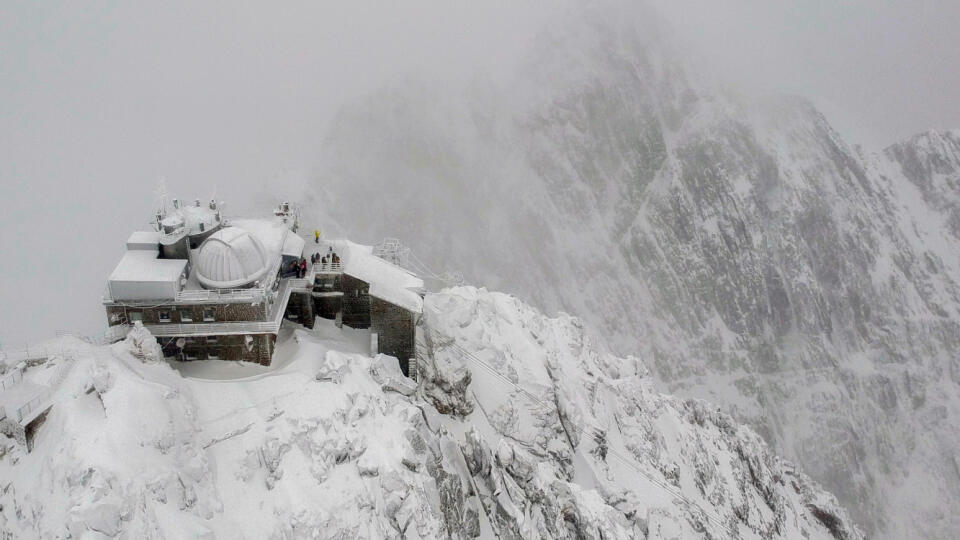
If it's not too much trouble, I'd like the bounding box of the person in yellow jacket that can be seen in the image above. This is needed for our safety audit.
[314,229,320,243]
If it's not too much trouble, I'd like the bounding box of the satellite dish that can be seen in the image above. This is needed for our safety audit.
[176,338,186,349]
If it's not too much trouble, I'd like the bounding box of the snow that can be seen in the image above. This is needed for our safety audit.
[340,240,424,313]
[0,289,862,539]
[125,231,161,251]
[107,250,187,300]
[280,230,305,258]
[229,218,295,261]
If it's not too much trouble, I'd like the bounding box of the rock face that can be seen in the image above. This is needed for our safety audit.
[420,287,861,539]
[309,4,960,538]
[0,289,861,539]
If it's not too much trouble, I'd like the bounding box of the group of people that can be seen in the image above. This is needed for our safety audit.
[289,257,309,278]
[287,246,341,280]
[311,246,340,269]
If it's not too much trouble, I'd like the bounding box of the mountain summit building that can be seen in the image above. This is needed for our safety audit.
[102,199,424,375]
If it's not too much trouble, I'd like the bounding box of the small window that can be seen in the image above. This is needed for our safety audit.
[185,352,198,360]
[180,310,193,322]
[158,310,171,323]
[203,308,215,322]
[207,351,219,360]
[129,312,143,323]
[207,335,218,344]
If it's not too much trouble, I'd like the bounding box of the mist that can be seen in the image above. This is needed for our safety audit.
[1,0,957,341]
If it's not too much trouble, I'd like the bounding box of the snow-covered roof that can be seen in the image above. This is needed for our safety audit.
[109,250,187,283]
[281,231,305,258]
[160,204,220,239]
[107,250,187,300]
[126,231,161,251]
[340,241,424,313]
[230,218,295,260]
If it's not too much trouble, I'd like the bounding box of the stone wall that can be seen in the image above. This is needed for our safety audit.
[314,295,342,320]
[341,274,371,329]
[370,296,416,376]
[159,333,276,365]
[106,301,268,326]
[286,292,315,329]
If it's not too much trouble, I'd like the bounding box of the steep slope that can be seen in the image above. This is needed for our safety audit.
[1,292,861,539]
[305,4,960,538]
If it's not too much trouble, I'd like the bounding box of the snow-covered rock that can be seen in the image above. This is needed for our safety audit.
[1,290,862,539]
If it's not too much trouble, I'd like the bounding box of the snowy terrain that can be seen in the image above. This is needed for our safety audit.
[0,289,860,539]
[304,3,960,538]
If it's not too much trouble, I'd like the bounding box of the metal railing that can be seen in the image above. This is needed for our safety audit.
[314,262,342,273]
[175,288,266,303]
[16,389,52,423]
[0,368,24,391]
[0,343,66,368]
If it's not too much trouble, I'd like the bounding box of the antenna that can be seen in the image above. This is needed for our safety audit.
[153,177,169,215]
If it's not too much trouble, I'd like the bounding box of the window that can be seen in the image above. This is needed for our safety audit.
[129,312,143,323]
[207,336,218,344]
[158,310,171,323]
[207,350,219,360]
[180,310,193,322]
[185,352,198,360]
[203,308,215,322]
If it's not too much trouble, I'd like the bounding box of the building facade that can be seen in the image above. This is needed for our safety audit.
[103,199,424,373]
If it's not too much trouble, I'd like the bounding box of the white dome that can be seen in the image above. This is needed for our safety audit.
[195,227,270,289]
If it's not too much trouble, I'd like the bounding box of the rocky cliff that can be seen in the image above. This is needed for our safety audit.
[307,4,960,538]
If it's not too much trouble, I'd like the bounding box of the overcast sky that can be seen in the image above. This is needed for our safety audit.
[651,0,960,148]
[1,1,958,343]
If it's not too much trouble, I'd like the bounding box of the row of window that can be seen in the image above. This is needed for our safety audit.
[128,308,217,323]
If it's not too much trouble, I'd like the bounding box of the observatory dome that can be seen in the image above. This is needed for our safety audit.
[195,227,270,289]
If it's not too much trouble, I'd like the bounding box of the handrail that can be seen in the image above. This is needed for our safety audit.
[16,388,52,423]
[175,288,266,302]
[314,262,342,273]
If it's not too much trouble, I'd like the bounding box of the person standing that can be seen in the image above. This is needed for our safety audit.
[314,229,320,243]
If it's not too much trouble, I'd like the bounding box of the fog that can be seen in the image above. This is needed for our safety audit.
[1,0,958,344]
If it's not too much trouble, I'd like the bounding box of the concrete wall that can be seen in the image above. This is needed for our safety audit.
[370,296,416,376]
[160,333,276,365]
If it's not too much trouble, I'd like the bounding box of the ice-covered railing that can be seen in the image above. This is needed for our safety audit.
[159,226,189,243]
[175,288,266,303]
[0,368,24,391]
[313,261,342,273]
[1,325,130,370]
